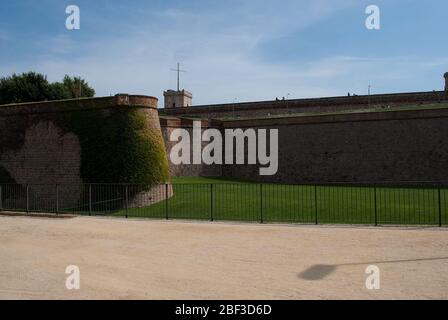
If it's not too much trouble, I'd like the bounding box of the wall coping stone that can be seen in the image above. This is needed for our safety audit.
[0,94,158,116]
[220,104,448,128]
[159,91,448,115]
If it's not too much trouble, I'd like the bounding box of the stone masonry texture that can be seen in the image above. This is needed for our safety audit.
[159,91,448,183]
[0,94,170,209]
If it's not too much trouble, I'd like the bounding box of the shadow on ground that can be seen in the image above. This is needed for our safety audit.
[299,257,448,280]
[298,265,337,280]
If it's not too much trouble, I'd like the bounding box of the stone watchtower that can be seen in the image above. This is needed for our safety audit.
[163,89,193,108]
[164,62,193,108]
[445,72,448,92]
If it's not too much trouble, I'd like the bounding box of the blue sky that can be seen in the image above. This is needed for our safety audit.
[0,0,447,105]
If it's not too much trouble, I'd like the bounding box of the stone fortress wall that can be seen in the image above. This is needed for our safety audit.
[159,117,222,178]
[0,94,170,210]
[2,89,448,190]
[159,90,448,183]
[219,106,448,183]
[159,91,447,119]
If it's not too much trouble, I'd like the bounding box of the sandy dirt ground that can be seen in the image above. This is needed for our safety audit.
[0,215,447,300]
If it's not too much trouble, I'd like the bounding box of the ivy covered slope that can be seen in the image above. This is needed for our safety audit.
[60,106,170,185]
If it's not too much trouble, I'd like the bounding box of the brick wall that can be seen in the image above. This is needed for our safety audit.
[160,104,448,184]
[160,117,222,177]
[220,106,448,183]
[0,94,169,209]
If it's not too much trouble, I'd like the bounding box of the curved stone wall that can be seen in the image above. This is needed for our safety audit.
[0,94,171,210]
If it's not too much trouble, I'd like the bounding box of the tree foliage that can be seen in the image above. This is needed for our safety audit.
[61,75,95,99]
[0,72,95,105]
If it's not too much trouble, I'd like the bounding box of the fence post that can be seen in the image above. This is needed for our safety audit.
[314,185,318,225]
[125,185,129,219]
[26,184,30,213]
[210,184,213,222]
[438,185,442,227]
[165,183,169,220]
[88,184,92,216]
[260,184,263,224]
[0,185,2,212]
[55,185,59,215]
[374,186,378,226]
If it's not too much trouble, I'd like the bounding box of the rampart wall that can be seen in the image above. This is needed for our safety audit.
[159,91,448,119]
[160,101,448,184]
[0,94,171,209]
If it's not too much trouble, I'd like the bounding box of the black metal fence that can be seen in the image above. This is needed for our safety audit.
[0,183,447,226]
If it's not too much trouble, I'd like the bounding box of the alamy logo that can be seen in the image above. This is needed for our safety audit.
[65,5,80,30]
[65,265,80,290]
[169,121,278,175]
[365,265,380,290]
[365,5,381,30]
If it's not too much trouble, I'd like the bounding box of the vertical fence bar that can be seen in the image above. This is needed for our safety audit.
[0,185,2,212]
[125,185,129,219]
[210,184,213,221]
[88,184,92,216]
[260,184,263,224]
[314,185,318,225]
[438,185,442,227]
[165,183,169,220]
[374,186,378,226]
[26,184,30,213]
[56,184,59,215]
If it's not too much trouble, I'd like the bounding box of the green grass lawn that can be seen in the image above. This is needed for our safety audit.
[114,177,448,226]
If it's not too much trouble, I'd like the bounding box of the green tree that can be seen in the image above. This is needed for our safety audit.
[48,82,71,101]
[61,75,95,98]
[0,72,95,105]
[0,72,52,104]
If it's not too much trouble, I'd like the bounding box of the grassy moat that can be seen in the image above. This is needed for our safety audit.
[111,177,448,226]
